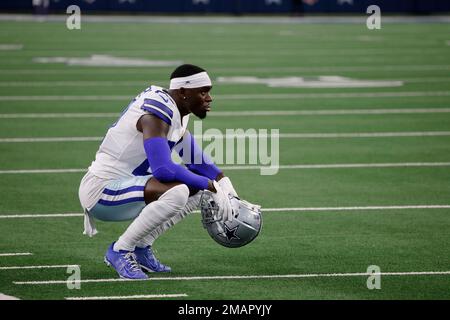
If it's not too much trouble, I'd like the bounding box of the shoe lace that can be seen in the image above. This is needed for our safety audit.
[123,252,141,272]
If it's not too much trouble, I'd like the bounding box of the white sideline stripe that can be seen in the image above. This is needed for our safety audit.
[65,294,188,300]
[2,108,450,118]
[0,48,444,56]
[1,91,449,101]
[0,264,78,270]
[2,162,450,174]
[0,253,32,257]
[1,205,449,219]
[13,271,450,285]
[3,132,450,143]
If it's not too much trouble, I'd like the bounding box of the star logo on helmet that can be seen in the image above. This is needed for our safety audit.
[219,224,240,242]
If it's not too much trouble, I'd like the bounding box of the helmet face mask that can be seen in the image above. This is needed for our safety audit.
[200,192,262,248]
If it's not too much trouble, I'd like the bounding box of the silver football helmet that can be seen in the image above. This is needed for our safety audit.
[200,192,262,248]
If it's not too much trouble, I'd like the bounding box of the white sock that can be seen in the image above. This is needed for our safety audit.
[136,192,202,248]
[114,184,189,252]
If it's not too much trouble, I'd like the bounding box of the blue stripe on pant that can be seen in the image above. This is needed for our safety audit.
[89,175,151,222]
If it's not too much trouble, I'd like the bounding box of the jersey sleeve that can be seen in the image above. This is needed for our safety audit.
[140,94,174,125]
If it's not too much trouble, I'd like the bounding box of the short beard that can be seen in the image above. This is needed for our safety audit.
[196,111,207,119]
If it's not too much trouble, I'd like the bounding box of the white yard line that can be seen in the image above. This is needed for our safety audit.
[1,162,450,175]
[0,81,154,87]
[0,49,445,56]
[1,204,449,219]
[0,253,32,257]
[0,113,119,118]
[2,131,450,143]
[1,64,450,74]
[13,271,450,285]
[219,91,450,100]
[0,137,103,142]
[65,294,188,300]
[0,44,23,51]
[0,169,86,174]
[0,91,449,101]
[402,77,450,83]
[212,108,450,118]
[0,213,83,219]
[212,108,450,116]
[0,265,78,270]
[263,205,450,212]
[222,162,450,170]
[0,293,20,300]
[0,77,449,87]
[269,132,450,138]
[0,95,130,101]
[2,108,450,118]
[214,65,450,73]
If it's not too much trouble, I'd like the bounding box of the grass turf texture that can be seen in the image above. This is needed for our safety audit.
[0,19,449,300]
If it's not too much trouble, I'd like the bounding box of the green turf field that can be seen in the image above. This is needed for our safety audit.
[0,17,450,300]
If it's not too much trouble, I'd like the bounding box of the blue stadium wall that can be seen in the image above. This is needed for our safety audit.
[1,0,450,14]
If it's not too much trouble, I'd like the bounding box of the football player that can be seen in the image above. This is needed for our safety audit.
[78,64,238,279]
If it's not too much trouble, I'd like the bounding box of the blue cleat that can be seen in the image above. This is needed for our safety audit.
[104,242,148,279]
[134,246,172,273]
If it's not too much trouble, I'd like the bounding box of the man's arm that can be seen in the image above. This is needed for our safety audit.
[178,131,223,181]
[139,114,233,220]
[179,131,238,197]
[137,114,216,192]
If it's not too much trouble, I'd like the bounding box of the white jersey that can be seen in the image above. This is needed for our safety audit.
[88,85,190,180]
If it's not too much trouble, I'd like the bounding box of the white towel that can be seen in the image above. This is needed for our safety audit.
[83,209,98,237]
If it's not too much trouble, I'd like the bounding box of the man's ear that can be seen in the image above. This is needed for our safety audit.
[179,87,186,97]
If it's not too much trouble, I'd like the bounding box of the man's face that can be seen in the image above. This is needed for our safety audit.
[185,86,213,119]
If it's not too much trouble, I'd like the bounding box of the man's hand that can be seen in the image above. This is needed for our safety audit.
[218,176,238,198]
[207,180,233,222]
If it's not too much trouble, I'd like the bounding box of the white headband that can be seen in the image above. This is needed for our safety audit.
[169,71,212,89]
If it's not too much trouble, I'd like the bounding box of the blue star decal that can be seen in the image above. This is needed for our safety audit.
[219,224,240,242]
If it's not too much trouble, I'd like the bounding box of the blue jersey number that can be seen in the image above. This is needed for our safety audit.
[110,86,168,128]
[155,89,169,103]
